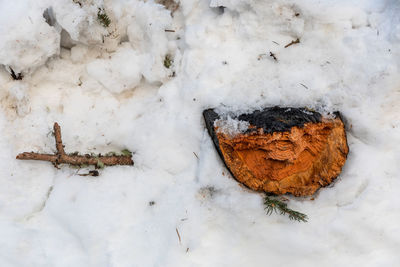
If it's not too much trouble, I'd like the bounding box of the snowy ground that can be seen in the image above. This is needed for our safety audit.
[0,0,399,266]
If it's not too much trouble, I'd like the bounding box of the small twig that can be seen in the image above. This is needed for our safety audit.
[16,123,134,168]
[193,152,199,159]
[164,29,175,32]
[300,83,308,89]
[284,38,300,48]
[7,66,23,80]
[78,170,99,177]
[73,0,82,7]
[269,52,278,61]
[38,185,53,212]
[53,123,65,155]
[176,228,181,243]
[24,185,54,220]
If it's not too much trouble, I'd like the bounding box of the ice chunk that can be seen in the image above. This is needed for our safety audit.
[214,117,250,137]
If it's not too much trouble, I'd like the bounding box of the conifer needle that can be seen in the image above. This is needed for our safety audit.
[264,195,308,222]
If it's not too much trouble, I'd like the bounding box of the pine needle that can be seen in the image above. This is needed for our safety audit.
[264,195,308,222]
[97,8,111,28]
[164,54,173,68]
[121,149,132,157]
[96,159,105,169]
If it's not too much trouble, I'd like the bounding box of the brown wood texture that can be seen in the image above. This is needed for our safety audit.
[204,108,349,197]
[216,117,348,196]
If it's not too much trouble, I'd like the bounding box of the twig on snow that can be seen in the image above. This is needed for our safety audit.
[284,38,300,48]
[269,52,278,61]
[16,123,134,168]
[7,66,23,80]
[300,83,309,89]
[176,228,182,243]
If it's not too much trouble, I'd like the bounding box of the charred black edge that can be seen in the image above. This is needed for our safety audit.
[203,109,237,180]
[333,111,350,157]
[238,106,322,134]
[203,109,253,191]
[203,109,223,160]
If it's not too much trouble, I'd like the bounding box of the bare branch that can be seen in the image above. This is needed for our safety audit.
[16,123,134,168]
[53,123,65,155]
[284,38,300,48]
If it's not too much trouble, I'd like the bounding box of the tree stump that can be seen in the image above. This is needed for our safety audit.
[203,107,349,196]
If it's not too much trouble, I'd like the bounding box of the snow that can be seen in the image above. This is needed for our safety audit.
[0,1,60,74]
[86,44,143,94]
[51,0,107,45]
[214,116,249,137]
[0,0,399,266]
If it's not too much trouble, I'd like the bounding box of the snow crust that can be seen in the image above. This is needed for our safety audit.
[86,44,143,94]
[0,0,399,266]
[214,116,250,137]
[0,1,60,74]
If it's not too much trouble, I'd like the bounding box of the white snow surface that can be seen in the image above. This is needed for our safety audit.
[0,0,399,266]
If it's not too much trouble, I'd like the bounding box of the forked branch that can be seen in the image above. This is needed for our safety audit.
[16,123,134,168]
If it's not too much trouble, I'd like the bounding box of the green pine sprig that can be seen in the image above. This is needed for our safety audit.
[264,195,308,222]
[163,54,173,68]
[97,8,111,27]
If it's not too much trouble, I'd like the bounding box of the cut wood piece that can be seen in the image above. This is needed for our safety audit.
[203,107,349,196]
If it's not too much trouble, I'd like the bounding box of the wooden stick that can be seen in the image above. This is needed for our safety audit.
[53,123,65,155]
[284,38,300,48]
[16,123,134,167]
